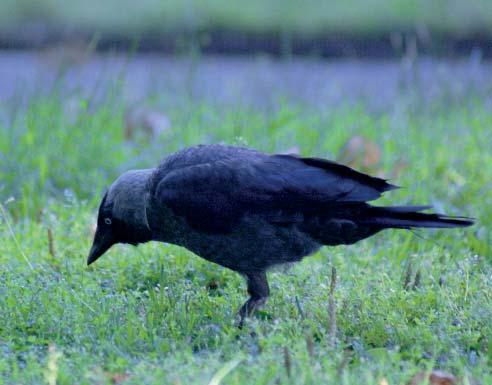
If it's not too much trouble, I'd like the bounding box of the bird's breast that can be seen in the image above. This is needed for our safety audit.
[147,205,320,272]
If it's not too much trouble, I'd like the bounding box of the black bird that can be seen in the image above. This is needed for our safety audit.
[87,144,473,325]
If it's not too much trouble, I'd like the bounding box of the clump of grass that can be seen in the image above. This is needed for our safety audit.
[0,96,131,218]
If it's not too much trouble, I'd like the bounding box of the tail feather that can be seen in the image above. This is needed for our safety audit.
[361,205,474,229]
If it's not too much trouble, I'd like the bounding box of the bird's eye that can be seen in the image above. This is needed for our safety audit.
[104,218,112,225]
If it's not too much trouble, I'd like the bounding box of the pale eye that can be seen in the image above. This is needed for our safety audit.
[104,218,112,225]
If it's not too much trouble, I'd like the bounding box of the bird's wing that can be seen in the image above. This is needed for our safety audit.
[152,153,397,233]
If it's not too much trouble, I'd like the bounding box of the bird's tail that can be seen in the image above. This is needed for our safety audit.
[361,205,474,229]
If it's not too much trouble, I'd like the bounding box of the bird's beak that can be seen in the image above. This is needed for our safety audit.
[87,228,115,266]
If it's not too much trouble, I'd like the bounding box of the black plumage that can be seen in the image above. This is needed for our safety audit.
[87,144,473,325]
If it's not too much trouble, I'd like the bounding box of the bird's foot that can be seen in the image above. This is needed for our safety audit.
[237,296,267,328]
[236,271,269,328]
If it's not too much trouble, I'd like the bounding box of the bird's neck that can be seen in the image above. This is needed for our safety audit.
[109,168,155,235]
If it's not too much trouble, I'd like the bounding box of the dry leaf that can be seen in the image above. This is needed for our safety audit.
[337,135,381,172]
[110,372,130,384]
[391,159,409,179]
[408,370,458,385]
[363,141,381,168]
[125,107,171,140]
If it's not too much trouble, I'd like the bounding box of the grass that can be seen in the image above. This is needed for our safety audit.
[2,0,492,37]
[0,86,491,384]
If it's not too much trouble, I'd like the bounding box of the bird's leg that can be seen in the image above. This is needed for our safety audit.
[237,271,269,328]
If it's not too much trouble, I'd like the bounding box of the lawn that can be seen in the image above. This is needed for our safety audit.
[0,87,491,384]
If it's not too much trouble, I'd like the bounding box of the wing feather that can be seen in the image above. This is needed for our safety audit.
[152,149,396,233]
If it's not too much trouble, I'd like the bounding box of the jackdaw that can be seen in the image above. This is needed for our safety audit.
[87,144,473,325]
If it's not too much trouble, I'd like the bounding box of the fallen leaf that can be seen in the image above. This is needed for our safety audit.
[408,370,458,385]
[363,140,381,168]
[337,135,381,172]
[125,107,171,140]
[110,372,130,384]
[391,158,409,179]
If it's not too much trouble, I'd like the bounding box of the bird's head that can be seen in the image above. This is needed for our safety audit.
[87,169,154,265]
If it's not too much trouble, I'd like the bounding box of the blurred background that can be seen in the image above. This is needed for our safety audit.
[2,0,492,53]
[2,0,492,107]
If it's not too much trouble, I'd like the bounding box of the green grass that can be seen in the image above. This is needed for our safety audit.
[0,90,491,384]
[2,0,492,37]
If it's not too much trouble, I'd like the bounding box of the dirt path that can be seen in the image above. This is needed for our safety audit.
[1,51,491,110]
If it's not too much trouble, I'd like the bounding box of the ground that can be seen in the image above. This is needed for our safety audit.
[0,54,491,384]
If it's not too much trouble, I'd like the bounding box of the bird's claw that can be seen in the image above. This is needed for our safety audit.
[236,297,266,328]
